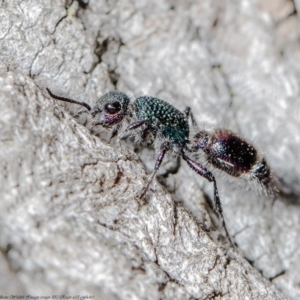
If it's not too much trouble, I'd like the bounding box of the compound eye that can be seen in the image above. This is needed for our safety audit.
[104,101,122,114]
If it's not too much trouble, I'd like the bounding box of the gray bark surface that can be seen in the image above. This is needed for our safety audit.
[0,0,299,299]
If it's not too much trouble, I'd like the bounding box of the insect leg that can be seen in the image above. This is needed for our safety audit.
[184,107,191,118]
[119,120,153,141]
[109,123,123,142]
[73,110,90,118]
[182,153,234,246]
[124,120,150,131]
[140,141,171,198]
[184,106,199,132]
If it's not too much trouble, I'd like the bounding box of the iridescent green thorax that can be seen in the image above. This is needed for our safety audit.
[134,96,189,146]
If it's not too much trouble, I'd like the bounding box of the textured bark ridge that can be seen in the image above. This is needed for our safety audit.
[0,0,299,299]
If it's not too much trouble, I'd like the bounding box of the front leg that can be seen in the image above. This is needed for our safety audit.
[73,110,90,118]
[109,123,123,142]
[120,120,154,141]
[124,120,150,131]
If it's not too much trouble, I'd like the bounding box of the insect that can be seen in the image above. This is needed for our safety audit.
[46,88,273,246]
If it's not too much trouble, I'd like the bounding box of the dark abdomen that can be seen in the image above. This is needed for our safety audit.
[207,130,258,176]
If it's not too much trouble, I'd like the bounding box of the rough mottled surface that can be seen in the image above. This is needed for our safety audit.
[135,96,189,145]
[0,0,299,299]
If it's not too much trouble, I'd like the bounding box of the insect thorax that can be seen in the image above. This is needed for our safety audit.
[134,96,189,146]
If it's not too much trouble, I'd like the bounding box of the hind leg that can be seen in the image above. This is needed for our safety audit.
[182,153,234,246]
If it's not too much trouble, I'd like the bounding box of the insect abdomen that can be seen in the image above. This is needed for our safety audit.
[205,130,258,176]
